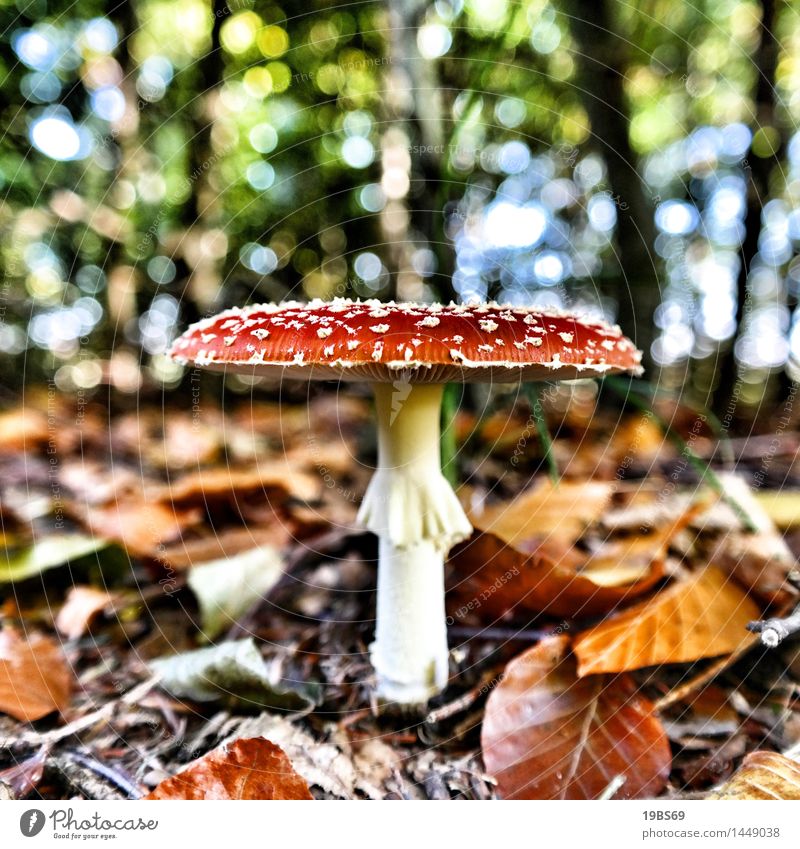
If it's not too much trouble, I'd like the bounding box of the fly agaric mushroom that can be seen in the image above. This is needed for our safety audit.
[169,299,642,704]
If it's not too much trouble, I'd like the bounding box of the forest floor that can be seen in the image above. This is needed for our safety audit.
[1,384,800,800]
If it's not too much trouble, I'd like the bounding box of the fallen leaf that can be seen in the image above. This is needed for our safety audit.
[709,751,800,800]
[79,501,202,558]
[159,524,292,570]
[700,475,798,606]
[481,635,670,799]
[154,463,320,509]
[0,628,73,722]
[447,512,693,621]
[448,533,664,620]
[0,409,49,453]
[1,535,108,584]
[150,638,318,711]
[754,491,800,530]
[470,479,614,546]
[0,746,48,798]
[145,737,312,799]
[188,546,286,640]
[227,714,392,800]
[573,567,761,676]
[55,586,115,640]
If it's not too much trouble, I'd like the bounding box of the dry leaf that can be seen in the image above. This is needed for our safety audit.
[79,501,202,558]
[573,567,761,676]
[481,635,670,799]
[709,751,800,800]
[471,479,614,546]
[0,409,49,453]
[155,464,320,508]
[448,533,664,620]
[1,535,107,585]
[187,546,286,640]
[0,628,72,722]
[55,586,115,640]
[701,475,798,606]
[145,737,312,799]
[447,511,693,621]
[754,491,800,530]
[159,525,292,570]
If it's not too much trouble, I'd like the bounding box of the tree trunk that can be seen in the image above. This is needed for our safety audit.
[712,0,783,414]
[561,0,660,366]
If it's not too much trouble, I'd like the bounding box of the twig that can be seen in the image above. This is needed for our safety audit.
[653,636,760,712]
[598,774,627,800]
[748,606,800,647]
[8,676,160,748]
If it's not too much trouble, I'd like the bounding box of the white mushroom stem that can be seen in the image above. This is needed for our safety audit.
[357,381,472,704]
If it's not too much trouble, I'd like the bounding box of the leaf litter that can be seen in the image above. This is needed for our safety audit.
[1,393,800,800]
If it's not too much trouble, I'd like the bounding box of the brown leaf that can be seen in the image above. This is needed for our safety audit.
[159,525,292,570]
[145,737,313,800]
[154,464,320,508]
[448,533,665,620]
[0,628,72,722]
[470,479,614,546]
[481,635,670,799]
[709,751,800,800]
[79,501,202,558]
[0,408,49,453]
[573,567,761,676]
[55,586,115,640]
[447,510,694,621]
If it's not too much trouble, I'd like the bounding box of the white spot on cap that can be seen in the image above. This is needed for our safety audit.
[479,319,499,332]
[418,316,440,327]
[525,336,543,347]
[558,332,574,344]
[251,328,270,340]
[370,324,390,334]
[347,340,359,350]
[601,340,616,351]
[372,341,384,361]
[323,345,335,356]
[224,336,236,347]
[293,352,305,365]
[317,327,333,339]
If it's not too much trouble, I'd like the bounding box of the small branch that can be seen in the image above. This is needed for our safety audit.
[748,607,800,648]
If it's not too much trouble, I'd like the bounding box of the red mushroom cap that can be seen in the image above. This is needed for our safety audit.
[169,299,643,383]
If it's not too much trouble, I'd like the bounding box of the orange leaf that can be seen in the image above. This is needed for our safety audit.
[0,628,72,722]
[709,751,800,800]
[471,479,614,546]
[573,567,761,676]
[80,501,202,558]
[155,464,320,508]
[481,635,670,799]
[145,738,313,800]
[55,587,115,640]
